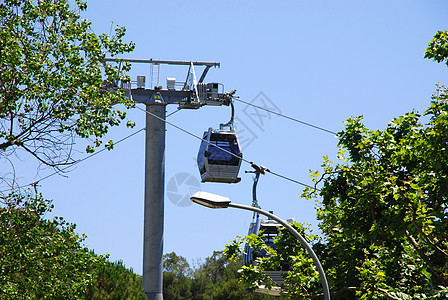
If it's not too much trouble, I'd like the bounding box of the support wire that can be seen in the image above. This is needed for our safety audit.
[135,105,319,191]
[1,127,146,194]
[233,97,337,135]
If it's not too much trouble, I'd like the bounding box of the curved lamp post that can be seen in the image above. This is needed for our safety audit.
[190,191,330,300]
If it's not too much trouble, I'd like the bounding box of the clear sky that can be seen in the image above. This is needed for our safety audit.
[9,0,448,274]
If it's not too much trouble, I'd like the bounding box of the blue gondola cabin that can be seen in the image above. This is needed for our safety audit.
[197,127,242,183]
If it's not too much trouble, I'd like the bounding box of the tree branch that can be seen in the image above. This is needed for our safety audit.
[409,200,448,257]
[296,286,357,298]
[405,230,447,285]
[377,287,403,300]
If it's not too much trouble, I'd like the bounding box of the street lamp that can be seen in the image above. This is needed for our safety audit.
[190,191,331,300]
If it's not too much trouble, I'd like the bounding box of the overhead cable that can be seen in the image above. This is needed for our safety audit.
[166,109,181,117]
[1,127,145,194]
[2,107,183,193]
[136,105,319,191]
[233,97,337,135]
[267,170,318,191]
[135,106,249,165]
[3,103,321,194]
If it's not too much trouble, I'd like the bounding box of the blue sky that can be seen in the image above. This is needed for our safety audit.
[9,0,448,273]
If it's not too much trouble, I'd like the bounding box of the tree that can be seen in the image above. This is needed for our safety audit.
[162,252,194,300]
[86,260,146,300]
[162,251,271,299]
[0,191,102,298]
[0,1,145,298]
[225,223,317,299]
[225,31,448,299]
[303,98,448,298]
[0,191,146,299]
[163,251,192,277]
[425,31,448,67]
[0,0,135,183]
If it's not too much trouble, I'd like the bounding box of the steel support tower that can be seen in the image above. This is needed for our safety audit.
[105,58,231,299]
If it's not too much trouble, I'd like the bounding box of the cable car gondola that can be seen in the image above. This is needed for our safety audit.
[197,126,242,183]
[242,164,291,295]
[243,215,286,265]
[243,215,291,295]
[243,213,291,269]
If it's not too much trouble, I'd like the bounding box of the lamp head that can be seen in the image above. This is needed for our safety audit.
[190,191,231,208]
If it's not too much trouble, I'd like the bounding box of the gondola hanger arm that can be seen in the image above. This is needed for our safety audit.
[245,161,269,175]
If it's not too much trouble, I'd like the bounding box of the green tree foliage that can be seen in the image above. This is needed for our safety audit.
[162,251,272,300]
[225,32,448,299]
[225,223,316,299]
[0,1,143,298]
[163,251,192,277]
[86,260,145,300]
[0,0,135,176]
[163,252,194,300]
[425,31,448,67]
[0,192,145,299]
[0,191,101,298]
[303,89,448,298]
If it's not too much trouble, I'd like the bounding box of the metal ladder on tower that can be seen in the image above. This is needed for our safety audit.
[150,63,160,88]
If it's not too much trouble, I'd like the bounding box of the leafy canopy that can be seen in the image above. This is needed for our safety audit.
[162,251,272,299]
[0,191,146,299]
[0,1,145,298]
[0,192,102,298]
[0,0,135,175]
[224,222,320,299]
[225,31,448,299]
